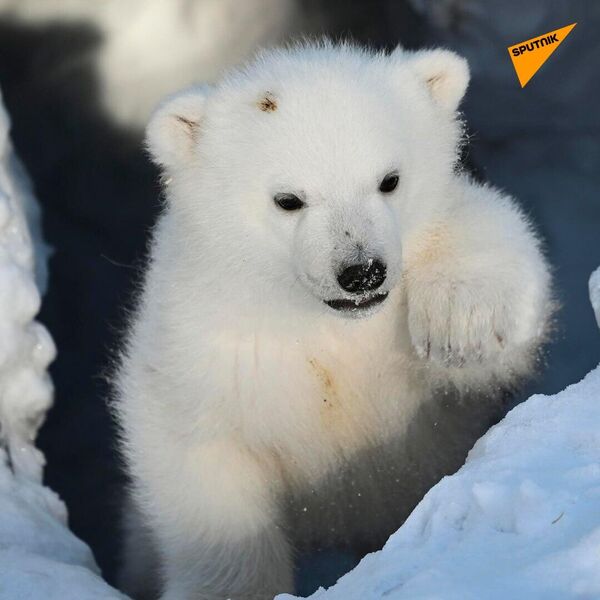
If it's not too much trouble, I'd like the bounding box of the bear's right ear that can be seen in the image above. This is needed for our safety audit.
[145,86,210,170]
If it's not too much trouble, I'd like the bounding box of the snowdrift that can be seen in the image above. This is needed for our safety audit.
[0,89,125,599]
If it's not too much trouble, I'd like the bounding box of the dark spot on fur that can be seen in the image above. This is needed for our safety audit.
[426,74,443,86]
[175,114,198,133]
[258,91,277,112]
[426,74,446,95]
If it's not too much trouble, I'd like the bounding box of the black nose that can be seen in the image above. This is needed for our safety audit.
[337,259,387,294]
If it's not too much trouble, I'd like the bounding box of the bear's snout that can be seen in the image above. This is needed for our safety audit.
[336,259,387,294]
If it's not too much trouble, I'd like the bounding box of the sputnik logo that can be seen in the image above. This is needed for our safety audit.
[508,23,576,88]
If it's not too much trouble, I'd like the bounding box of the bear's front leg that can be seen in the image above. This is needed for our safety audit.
[403,179,552,385]
[135,436,293,600]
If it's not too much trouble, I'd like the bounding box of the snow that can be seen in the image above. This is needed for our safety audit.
[0,453,127,599]
[0,87,54,482]
[281,280,600,599]
[0,89,125,599]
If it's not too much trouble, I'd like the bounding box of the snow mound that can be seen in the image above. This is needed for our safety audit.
[282,279,600,599]
[0,451,127,599]
[0,89,125,599]
[0,87,54,482]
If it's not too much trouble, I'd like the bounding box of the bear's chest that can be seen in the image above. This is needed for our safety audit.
[228,325,423,479]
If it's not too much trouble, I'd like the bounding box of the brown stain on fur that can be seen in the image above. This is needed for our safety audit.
[308,358,336,397]
[308,357,337,408]
[258,91,278,112]
[308,357,344,428]
[307,358,371,453]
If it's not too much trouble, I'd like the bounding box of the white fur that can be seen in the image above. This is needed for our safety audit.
[114,42,552,600]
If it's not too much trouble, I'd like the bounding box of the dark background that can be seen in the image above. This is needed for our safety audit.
[0,0,598,593]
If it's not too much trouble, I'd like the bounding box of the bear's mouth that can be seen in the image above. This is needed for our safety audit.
[325,292,389,312]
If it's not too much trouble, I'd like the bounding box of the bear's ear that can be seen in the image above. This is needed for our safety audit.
[404,49,469,112]
[145,86,210,169]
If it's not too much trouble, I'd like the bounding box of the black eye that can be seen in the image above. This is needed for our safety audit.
[274,193,305,211]
[379,171,399,193]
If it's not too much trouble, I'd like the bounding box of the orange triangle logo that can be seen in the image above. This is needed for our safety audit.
[508,23,576,87]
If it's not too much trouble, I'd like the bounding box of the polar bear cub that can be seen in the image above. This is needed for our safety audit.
[115,43,552,599]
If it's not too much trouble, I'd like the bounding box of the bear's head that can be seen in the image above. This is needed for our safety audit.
[145,43,469,320]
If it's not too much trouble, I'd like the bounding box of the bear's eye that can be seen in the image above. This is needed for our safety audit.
[274,193,305,211]
[379,171,399,193]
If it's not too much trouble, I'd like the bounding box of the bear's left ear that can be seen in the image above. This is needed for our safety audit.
[145,85,211,170]
[404,49,470,112]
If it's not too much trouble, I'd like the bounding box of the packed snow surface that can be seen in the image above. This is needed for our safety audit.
[0,90,125,599]
[282,359,600,599]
